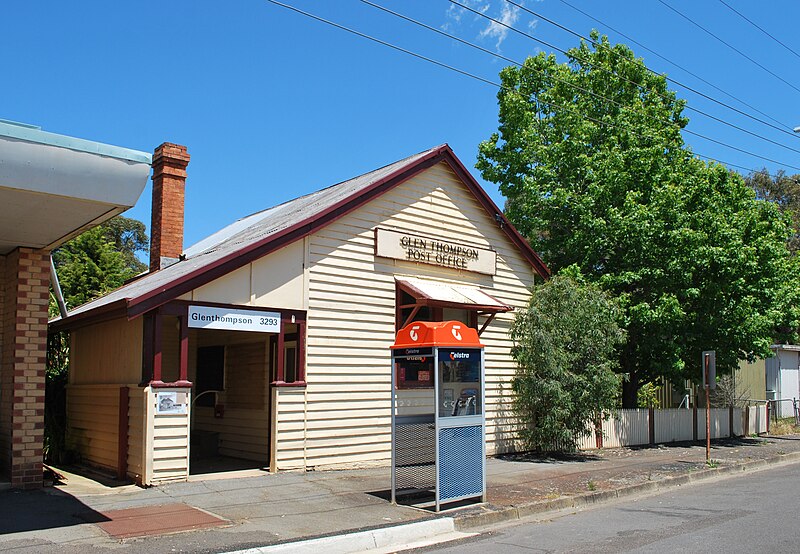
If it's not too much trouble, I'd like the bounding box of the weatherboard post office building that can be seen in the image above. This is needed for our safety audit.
[53,142,549,485]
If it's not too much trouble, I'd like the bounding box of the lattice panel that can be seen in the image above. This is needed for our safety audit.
[438,425,483,502]
[394,420,436,494]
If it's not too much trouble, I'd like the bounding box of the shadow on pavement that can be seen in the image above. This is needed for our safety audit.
[0,488,109,534]
[496,451,603,464]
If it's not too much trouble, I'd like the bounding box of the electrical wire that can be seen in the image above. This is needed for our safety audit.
[264,0,501,89]
[718,0,800,61]
[265,0,795,176]
[367,0,800,158]
[551,0,791,132]
[493,0,800,141]
[499,0,800,155]
[657,0,800,96]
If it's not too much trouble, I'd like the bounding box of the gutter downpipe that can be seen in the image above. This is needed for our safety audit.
[50,255,68,318]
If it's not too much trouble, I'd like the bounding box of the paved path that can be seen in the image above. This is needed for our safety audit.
[1,435,799,553]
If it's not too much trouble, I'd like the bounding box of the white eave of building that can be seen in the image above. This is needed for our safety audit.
[0,119,152,255]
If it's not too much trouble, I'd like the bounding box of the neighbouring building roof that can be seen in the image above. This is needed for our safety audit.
[0,119,151,254]
[52,144,548,330]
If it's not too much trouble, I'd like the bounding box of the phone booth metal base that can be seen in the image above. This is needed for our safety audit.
[390,321,486,511]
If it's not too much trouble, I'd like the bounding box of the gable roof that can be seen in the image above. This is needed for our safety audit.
[52,144,549,330]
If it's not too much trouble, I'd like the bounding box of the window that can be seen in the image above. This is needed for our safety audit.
[270,320,306,385]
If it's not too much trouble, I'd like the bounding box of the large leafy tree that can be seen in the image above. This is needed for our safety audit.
[511,272,624,451]
[52,215,148,309]
[746,169,800,255]
[478,33,799,406]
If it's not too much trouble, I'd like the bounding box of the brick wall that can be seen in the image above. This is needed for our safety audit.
[150,143,190,272]
[0,248,49,488]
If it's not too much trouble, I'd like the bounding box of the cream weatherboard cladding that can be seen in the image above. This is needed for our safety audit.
[60,153,541,479]
[274,161,536,469]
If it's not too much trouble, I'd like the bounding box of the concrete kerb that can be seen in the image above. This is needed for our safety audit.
[223,517,475,554]
[453,449,800,532]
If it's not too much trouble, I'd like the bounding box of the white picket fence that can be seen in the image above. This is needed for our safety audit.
[577,405,767,450]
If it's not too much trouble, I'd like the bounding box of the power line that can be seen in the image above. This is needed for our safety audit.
[657,0,800,96]
[263,0,501,88]
[265,0,798,175]
[500,0,800,155]
[367,0,800,158]
[454,0,800,142]
[718,0,800,61]
[555,0,790,132]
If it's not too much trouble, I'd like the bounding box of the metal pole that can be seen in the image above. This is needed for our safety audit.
[390,352,396,505]
[705,353,711,463]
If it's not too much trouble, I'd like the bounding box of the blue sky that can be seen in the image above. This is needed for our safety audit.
[3,0,800,248]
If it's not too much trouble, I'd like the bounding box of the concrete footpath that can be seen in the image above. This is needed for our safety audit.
[2,435,800,553]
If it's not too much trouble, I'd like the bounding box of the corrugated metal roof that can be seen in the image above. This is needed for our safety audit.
[59,145,444,321]
[395,276,512,311]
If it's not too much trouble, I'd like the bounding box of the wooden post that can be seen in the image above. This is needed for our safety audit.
[117,386,129,480]
[648,407,655,446]
[729,406,734,438]
[705,354,711,463]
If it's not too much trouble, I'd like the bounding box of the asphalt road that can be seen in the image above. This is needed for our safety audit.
[424,461,800,553]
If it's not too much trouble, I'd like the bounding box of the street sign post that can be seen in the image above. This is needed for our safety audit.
[703,351,716,463]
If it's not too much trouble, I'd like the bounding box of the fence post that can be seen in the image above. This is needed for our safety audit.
[693,405,698,441]
[744,405,750,437]
[729,406,734,438]
[648,407,655,446]
[594,416,603,449]
[766,401,770,434]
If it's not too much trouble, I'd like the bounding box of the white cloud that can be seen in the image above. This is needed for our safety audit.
[478,2,522,52]
[442,1,491,32]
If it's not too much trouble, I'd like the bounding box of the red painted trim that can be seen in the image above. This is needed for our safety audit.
[276,320,286,383]
[153,311,162,383]
[271,381,308,388]
[297,319,306,383]
[118,386,129,480]
[179,309,189,382]
[141,313,154,384]
[126,151,447,318]
[150,381,193,388]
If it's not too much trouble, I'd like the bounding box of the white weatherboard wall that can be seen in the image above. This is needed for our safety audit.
[276,161,538,470]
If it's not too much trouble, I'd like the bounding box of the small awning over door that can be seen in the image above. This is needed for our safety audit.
[395,277,513,313]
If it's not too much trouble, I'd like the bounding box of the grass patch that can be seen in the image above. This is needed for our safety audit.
[769,417,797,436]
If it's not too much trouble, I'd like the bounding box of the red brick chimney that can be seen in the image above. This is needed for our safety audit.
[150,143,190,272]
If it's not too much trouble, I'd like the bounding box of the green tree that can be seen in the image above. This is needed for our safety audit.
[100,215,149,274]
[478,33,799,406]
[746,169,800,254]
[511,272,624,452]
[52,216,148,308]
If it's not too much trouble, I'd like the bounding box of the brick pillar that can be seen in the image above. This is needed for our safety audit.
[150,143,190,272]
[0,248,50,488]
